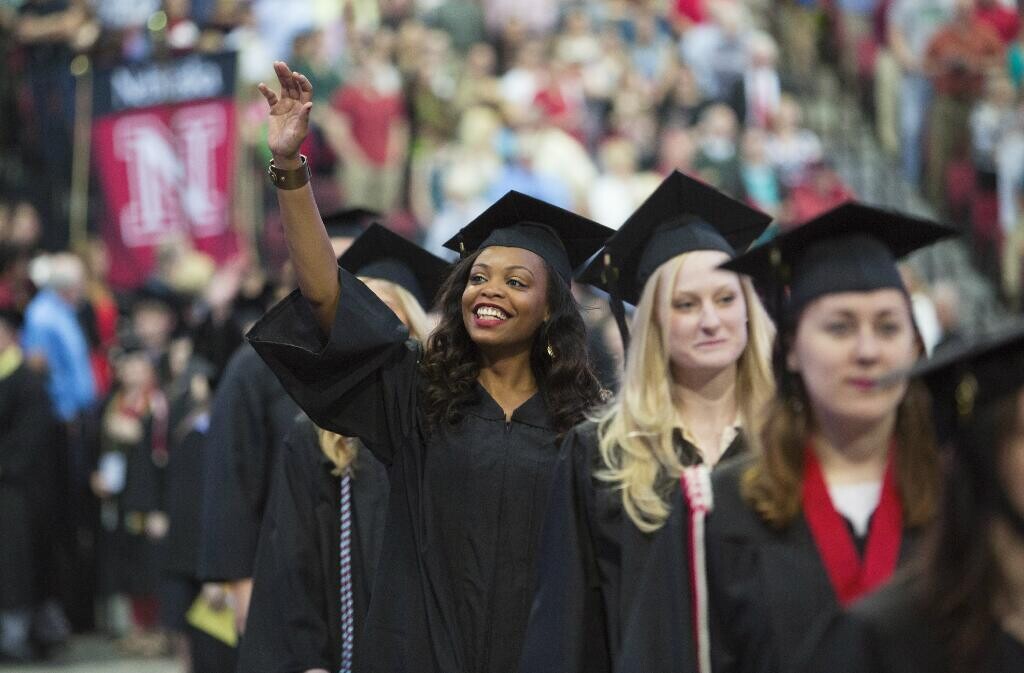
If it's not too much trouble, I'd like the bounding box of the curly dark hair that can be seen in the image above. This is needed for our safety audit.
[419,250,604,435]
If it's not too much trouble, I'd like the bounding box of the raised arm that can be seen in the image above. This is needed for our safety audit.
[258,61,340,332]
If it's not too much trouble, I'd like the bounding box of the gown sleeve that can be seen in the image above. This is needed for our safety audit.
[197,347,281,581]
[238,422,334,673]
[517,426,611,673]
[247,267,420,465]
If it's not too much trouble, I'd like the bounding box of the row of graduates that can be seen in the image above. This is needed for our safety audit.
[233,62,1024,673]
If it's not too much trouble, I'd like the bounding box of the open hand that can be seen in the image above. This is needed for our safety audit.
[257,61,314,162]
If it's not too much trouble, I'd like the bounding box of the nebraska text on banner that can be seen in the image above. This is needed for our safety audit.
[91,52,239,289]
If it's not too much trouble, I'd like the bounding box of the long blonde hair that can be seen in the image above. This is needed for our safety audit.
[319,278,431,475]
[595,253,776,532]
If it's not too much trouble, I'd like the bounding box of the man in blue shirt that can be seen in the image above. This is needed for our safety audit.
[22,253,96,422]
[20,252,96,632]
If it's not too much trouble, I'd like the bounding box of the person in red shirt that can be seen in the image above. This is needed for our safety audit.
[976,0,1021,44]
[924,0,1004,210]
[784,159,857,228]
[673,0,706,27]
[323,47,409,214]
[532,59,586,142]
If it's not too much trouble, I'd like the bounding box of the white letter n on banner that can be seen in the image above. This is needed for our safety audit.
[113,114,185,248]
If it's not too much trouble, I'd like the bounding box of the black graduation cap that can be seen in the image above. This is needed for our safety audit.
[441,190,614,286]
[323,207,380,240]
[0,306,23,331]
[579,171,772,304]
[339,223,452,309]
[894,321,1024,535]
[903,320,1024,436]
[721,201,956,324]
[576,171,771,349]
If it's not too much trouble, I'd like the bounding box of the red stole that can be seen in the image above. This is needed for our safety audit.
[802,442,903,606]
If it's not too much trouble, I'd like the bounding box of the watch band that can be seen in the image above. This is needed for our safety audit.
[267,155,311,190]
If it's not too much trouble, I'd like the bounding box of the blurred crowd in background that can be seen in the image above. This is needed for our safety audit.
[0,0,1021,668]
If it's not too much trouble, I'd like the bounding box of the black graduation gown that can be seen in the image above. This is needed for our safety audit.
[519,420,746,673]
[0,362,54,610]
[94,394,168,598]
[165,413,207,581]
[247,268,563,673]
[706,457,921,673]
[197,343,299,581]
[239,415,389,673]
[809,572,1024,673]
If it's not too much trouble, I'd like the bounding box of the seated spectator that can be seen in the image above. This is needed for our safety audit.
[680,0,750,102]
[976,0,1020,44]
[657,62,709,129]
[608,74,661,167]
[970,73,1016,266]
[656,124,699,175]
[587,137,658,228]
[672,0,708,28]
[740,127,783,216]
[423,163,489,260]
[693,102,745,198]
[425,0,485,54]
[289,28,344,105]
[323,37,408,213]
[556,6,601,67]
[995,100,1024,244]
[532,57,587,141]
[784,159,856,226]
[499,39,545,117]
[924,0,1004,210]
[517,113,598,210]
[485,126,572,209]
[742,31,781,129]
[628,8,674,85]
[1008,21,1024,91]
[888,0,956,189]
[766,94,824,188]
[163,0,200,55]
[454,42,502,109]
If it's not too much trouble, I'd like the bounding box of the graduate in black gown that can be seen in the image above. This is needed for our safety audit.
[240,224,449,673]
[698,203,955,673]
[92,331,173,650]
[196,208,375,634]
[518,171,776,673]
[0,308,57,662]
[247,61,614,673]
[817,322,1024,673]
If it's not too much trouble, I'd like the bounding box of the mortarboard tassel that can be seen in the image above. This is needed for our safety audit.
[602,253,631,356]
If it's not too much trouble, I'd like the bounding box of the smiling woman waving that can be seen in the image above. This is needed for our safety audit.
[246,62,613,673]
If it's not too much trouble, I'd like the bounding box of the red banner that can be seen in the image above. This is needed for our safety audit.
[92,52,240,289]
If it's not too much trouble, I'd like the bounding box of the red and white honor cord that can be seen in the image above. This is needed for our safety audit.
[680,465,714,673]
